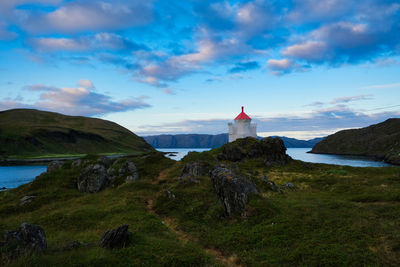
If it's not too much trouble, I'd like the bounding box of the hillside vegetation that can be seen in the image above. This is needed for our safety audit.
[1,138,399,266]
[0,109,153,158]
[311,118,400,165]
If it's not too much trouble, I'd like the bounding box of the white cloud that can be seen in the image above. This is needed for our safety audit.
[0,81,150,116]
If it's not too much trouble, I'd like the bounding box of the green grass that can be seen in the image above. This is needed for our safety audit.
[0,109,154,158]
[1,151,400,266]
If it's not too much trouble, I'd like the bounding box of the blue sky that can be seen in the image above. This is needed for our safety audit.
[0,0,399,139]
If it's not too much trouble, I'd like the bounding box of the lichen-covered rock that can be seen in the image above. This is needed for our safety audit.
[281,182,295,190]
[2,223,46,260]
[71,159,82,168]
[179,161,208,179]
[217,137,291,165]
[20,195,36,205]
[99,224,131,249]
[62,240,81,251]
[119,161,139,182]
[77,164,111,193]
[47,160,63,173]
[210,165,258,217]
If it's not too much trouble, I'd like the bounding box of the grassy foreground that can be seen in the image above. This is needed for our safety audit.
[1,150,400,266]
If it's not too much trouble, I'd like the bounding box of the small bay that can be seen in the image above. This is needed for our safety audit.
[158,147,392,167]
[0,165,47,190]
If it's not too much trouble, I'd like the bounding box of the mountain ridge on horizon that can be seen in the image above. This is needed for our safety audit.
[142,133,325,149]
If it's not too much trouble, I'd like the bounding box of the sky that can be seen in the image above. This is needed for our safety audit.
[0,0,399,139]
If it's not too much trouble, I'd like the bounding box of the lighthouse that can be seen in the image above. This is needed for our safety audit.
[228,106,257,142]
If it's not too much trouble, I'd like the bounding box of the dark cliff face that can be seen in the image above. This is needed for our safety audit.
[311,118,400,165]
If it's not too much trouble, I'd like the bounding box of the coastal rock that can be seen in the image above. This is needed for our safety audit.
[3,223,47,259]
[210,165,258,217]
[62,240,81,251]
[47,161,63,173]
[179,161,208,179]
[281,182,295,190]
[217,137,291,165]
[77,164,111,193]
[71,159,82,168]
[119,161,139,182]
[99,224,131,249]
[20,195,36,205]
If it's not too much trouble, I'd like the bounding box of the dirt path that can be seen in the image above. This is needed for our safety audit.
[145,167,242,267]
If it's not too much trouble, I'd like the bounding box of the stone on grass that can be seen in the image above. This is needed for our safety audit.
[20,195,36,205]
[210,165,258,217]
[47,161,63,173]
[2,223,46,260]
[99,225,131,249]
[119,162,139,182]
[77,164,111,193]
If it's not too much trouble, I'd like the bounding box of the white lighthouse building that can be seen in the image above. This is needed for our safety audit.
[228,106,257,142]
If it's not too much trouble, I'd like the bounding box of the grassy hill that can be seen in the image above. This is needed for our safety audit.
[311,118,400,165]
[0,148,399,265]
[0,109,153,158]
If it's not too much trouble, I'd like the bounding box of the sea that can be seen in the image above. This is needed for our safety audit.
[0,148,393,190]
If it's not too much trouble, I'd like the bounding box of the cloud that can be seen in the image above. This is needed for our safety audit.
[29,33,148,52]
[363,82,400,90]
[330,94,373,104]
[78,79,94,89]
[229,61,260,73]
[19,1,154,34]
[267,58,307,75]
[0,81,150,116]
[162,88,175,95]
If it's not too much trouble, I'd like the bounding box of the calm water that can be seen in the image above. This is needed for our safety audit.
[158,147,392,167]
[0,165,47,190]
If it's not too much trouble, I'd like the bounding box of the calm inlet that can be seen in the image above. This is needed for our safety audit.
[158,147,392,167]
[0,165,47,190]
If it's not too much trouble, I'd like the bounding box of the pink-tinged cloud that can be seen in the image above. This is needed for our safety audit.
[282,41,329,62]
[20,1,154,34]
[0,80,150,116]
[29,33,147,52]
[267,58,307,75]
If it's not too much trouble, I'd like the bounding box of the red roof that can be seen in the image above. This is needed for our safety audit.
[234,106,251,120]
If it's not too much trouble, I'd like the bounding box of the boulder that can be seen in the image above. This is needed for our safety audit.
[62,240,81,251]
[179,161,208,179]
[210,165,258,217]
[2,223,46,259]
[119,161,139,182]
[47,161,63,173]
[71,159,82,168]
[217,137,291,165]
[99,225,131,249]
[20,195,36,205]
[77,164,111,193]
[99,156,111,168]
[281,182,295,190]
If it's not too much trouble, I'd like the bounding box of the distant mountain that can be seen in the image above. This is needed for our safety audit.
[0,109,154,158]
[311,118,400,165]
[142,134,324,148]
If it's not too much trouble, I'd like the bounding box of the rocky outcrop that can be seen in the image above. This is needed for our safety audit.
[118,161,139,182]
[99,224,131,249]
[180,161,208,179]
[210,165,258,217]
[217,137,291,165]
[77,164,111,193]
[20,195,36,205]
[47,160,63,173]
[2,223,46,260]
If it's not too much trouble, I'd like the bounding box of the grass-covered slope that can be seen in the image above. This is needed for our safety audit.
[1,146,400,266]
[311,118,400,165]
[0,109,153,158]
